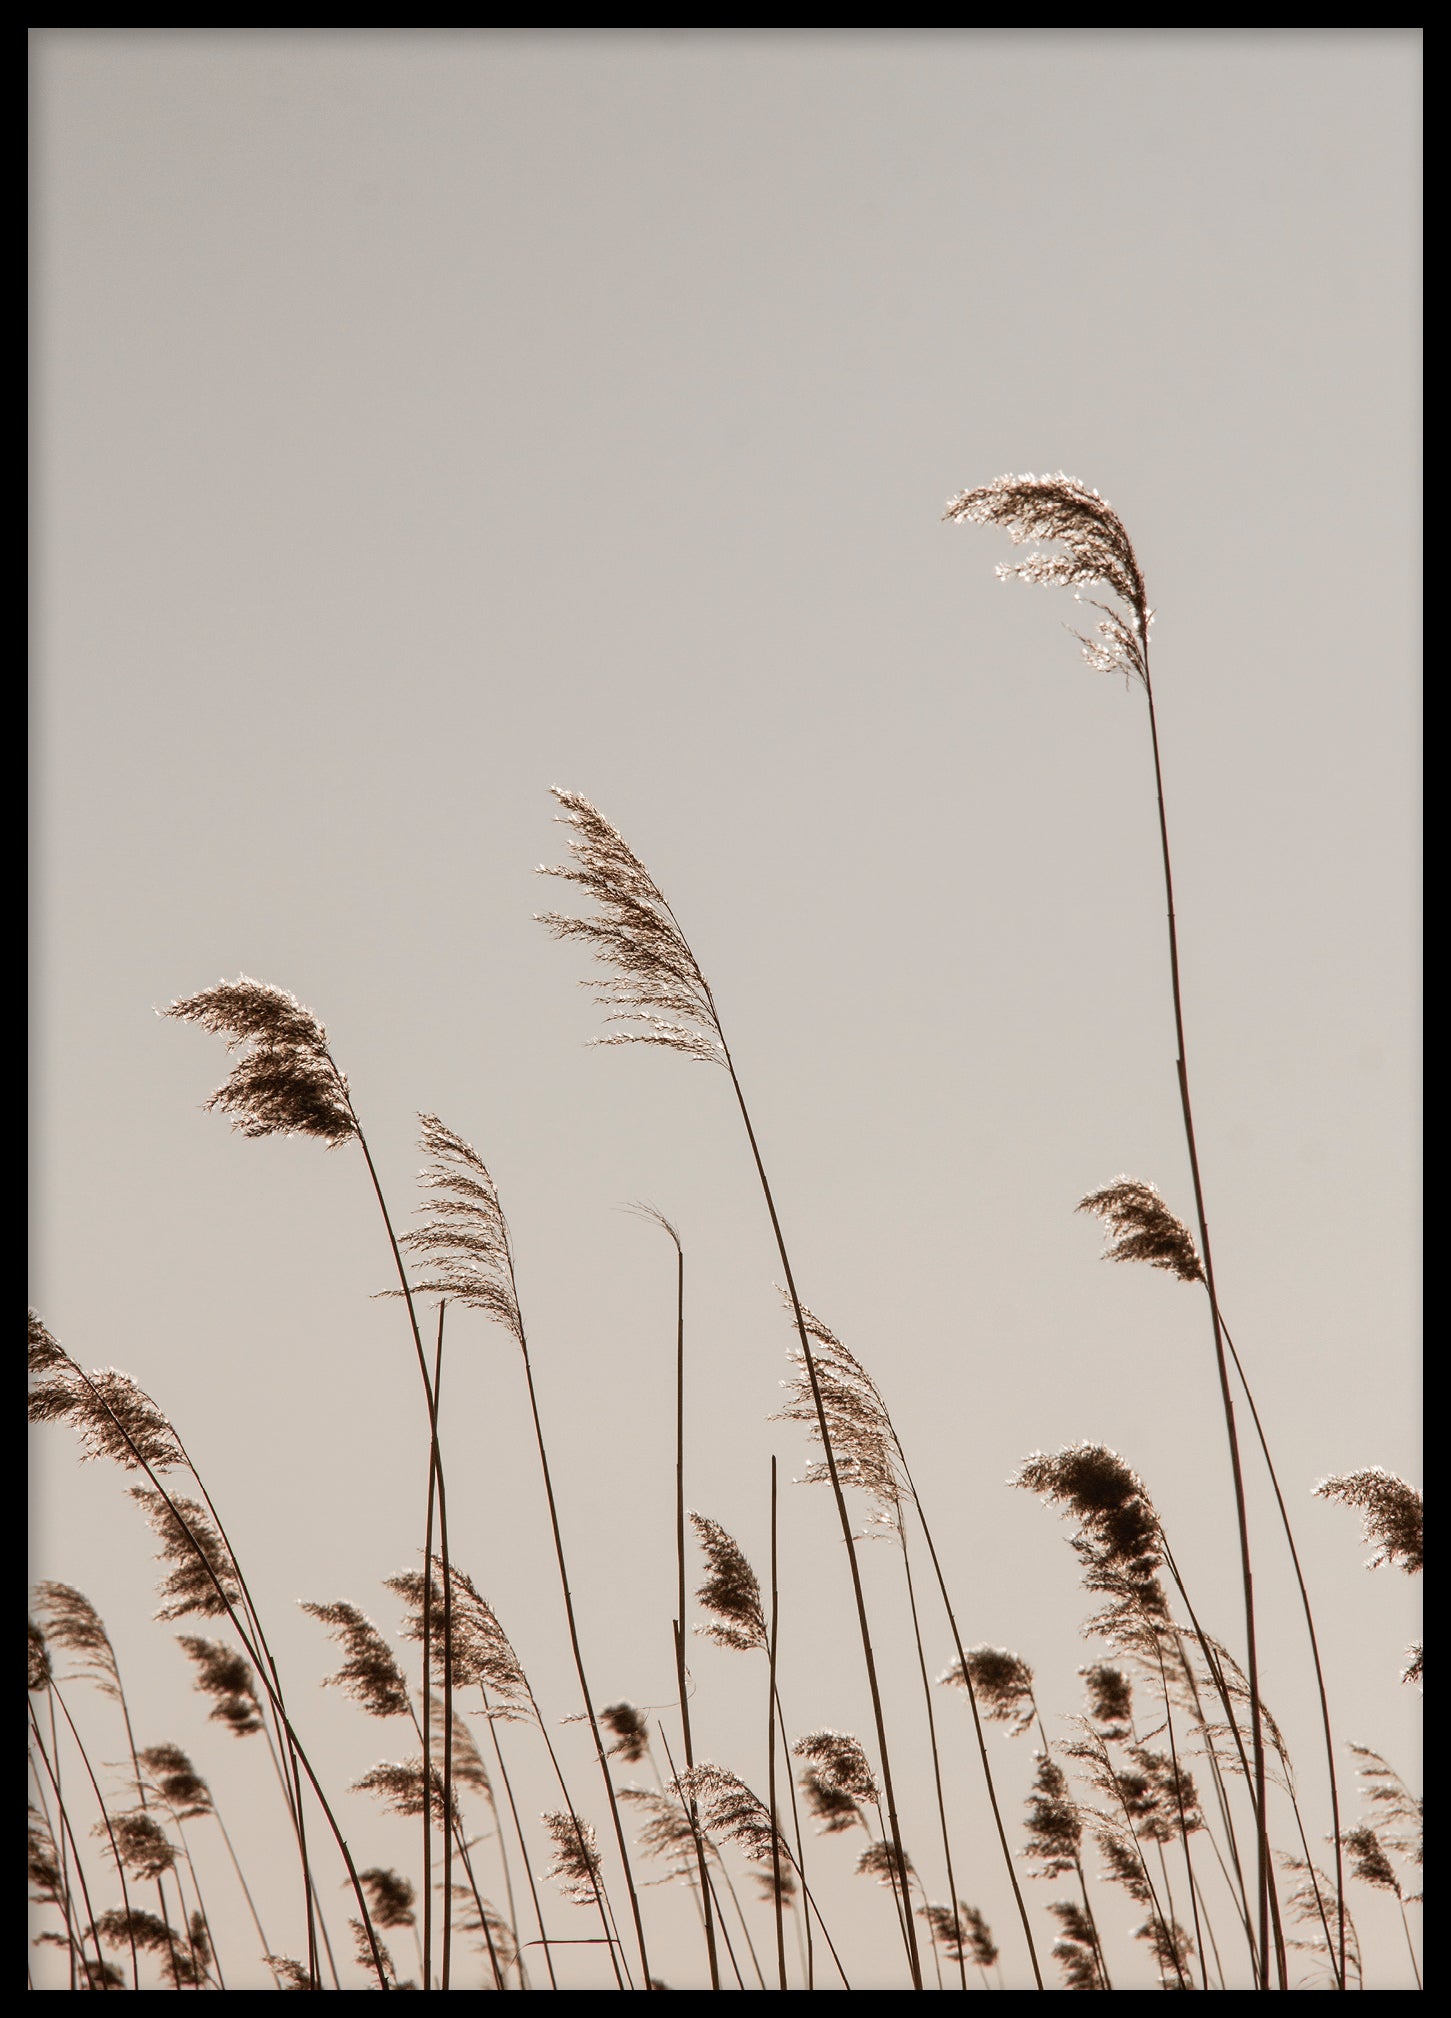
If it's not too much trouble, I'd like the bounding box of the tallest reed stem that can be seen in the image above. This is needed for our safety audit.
[1138,663,1274,1986]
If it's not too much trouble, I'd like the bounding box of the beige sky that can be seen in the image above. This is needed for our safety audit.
[32,29,1419,1990]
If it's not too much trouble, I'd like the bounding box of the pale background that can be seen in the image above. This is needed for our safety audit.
[32,28,1419,1991]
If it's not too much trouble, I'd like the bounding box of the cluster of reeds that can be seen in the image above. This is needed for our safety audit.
[30,476,1418,1989]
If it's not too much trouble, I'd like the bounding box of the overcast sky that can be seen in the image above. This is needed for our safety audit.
[32,29,1419,1990]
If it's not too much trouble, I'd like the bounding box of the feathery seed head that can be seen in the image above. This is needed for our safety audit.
[138,1743,213,1819]
[919,1902,997,1968]
[176,1634,264,1736]
[857,1837,913,1887]
[1012,1444,1167,1634]
[29,1345,187,1475]
[798,1764,863,1834]
[940,1645,1036,1733]
[1047,1900,1105,1991]
[1023,1749,1082,1876]
[1314,1468,1422,1574]
[792,1729,879,1802]
[1080,1662,1133,1738]
[353,1758,458,1827]
[620,1784,706,1882]
[34,1582,121,1699]
[600,1701,651,1762]
[28,1620,51,1692]
[102,1808,180,1881]
[299,1599,410,1719]
[943,473,1151,688]
[162,976,356,1144]
[674,1763,788,1867]
[130,1490,241,1622]
[542,1810,604,1903]
[773,1302,905,1532]
[1076,1178,1203,1284]
[357,1867,417,1930]
[386,1557,537,1719]
[689,1512,767,1652]
[536,787,726,1067]
[391,1115,524,1342]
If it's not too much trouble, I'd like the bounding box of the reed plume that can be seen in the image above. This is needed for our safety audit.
[799,1766,863,1835]
[176,1636,265,1738]
[160,977,356,1144]
[791,1730,879,1804]
[387,1558,536,1721]
[690,1512,767,1652]
[1314,1470,1422,1574]
[353,1759,457,1828]
[1047,1899,1106,1991]
[939,1646,1036,1735]
[673,1764,789,1871]
[949,473,1272,1980]
[542,1811,604,1904]
[130,1490,242,1622]
[300,1600,411,1720]
[1077,1177,1203,1282]
[33,1583,123,1702]
[599,1703,651,1764]
[357,1867,416,1930]
[137,1745,213,1822]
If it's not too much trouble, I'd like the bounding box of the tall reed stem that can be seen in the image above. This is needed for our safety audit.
[767,1457,788,1989]
[720,1047,923,1990]
[1139,661,1270,1984]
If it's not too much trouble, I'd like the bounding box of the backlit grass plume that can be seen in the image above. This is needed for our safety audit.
[300,1600,410,1720]
[29,1316,186,1476]
[176,1636,264,1738]
[943,473,1149,686]
[773,1302,904,1533]
[1076,1178,1203,1283]
[130,1490,242,1623]
[535,789,726,1065]
[1314,1469,1423,1575]
[792,1730,879,1804]
[392,1115,524,1342]
[690,1512,766,1653]
[161,977,356,1144]
[541,1811,604,1904]
[386,1559,537,1721]
[674,1764,788,1869]
[940,1646,1036,1735]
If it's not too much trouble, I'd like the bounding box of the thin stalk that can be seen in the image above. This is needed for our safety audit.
[1217,1311,1346,1988]
[720,1043,922,1989]
[481,1691,558,1990]
[42,1685,141,1988]
[211,1803,281,1988]
[898,1518,970,1992]
[771,1682,814,1989]
[1147,1637,1208,1989]
[655,1720,757,1992]
[1395,1897,1421,1991]
[30,1706,109,1989]
[1140,657,1269,1984]
[502,1234,652,1991]
[654,1213,720,1989]
[895,1452,1045,1987]
[767,1458,788,1989]
[533,1710,630,1988]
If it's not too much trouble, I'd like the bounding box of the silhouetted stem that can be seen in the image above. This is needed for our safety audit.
[1139,658,1270,1986]
[898,1520,969,1992]
[719,1046,923,1990]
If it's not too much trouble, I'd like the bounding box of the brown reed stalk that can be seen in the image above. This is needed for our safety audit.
[389,1555,627,1988]
[631,1202,721,1989]
[29,1700,113,1988]
[479,1681,558,1990]
[162,976,453,1989]
[537,790,924,1985]
[766,1457,787,1989]
[948,476,1272,1982]
[386,1112,651,1988]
